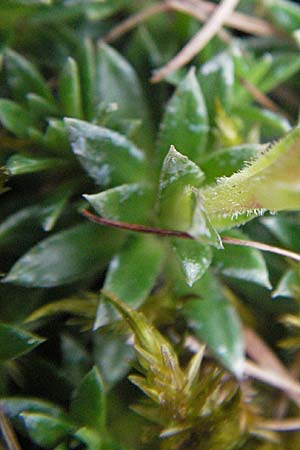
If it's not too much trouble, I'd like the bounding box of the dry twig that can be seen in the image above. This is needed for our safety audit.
[0,409,22,450]
[151,0,240,82]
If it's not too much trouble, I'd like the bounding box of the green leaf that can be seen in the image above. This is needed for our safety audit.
[20,412,73,449]
[182,272,245,378]
[74,427,102,450]
[261,215,300,250]
[0,322,44,361]
[6,154,66,175]
[79,38,96,121]
[0,397,64,420]
[189,189,223,248]
[0,99,35,138]
[70,367,105,431]
[65,118,146,187]
[261,0,300,33]
[201,127,300,230]
[25,295,97,323]
[260,53,300,93]
[3,223,122,287]
[158,67,208,164]
[234,105,291,136]
[198,51,234,117]
[43,119,70,155]
[96,43,153,149]
[59,57,83,119]
[172,239,212,287]
[84,183,153,224]
[26,93,59,119]
[272,269,300,298]
[101,234,164,308]
[157,146,205,229]
[93,331,133,387]
[200,144,262,185]
[214,230,271,289]
[0,205,42,249]
[4,49,53,102]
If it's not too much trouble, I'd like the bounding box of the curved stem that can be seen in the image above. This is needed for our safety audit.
[81,209,300,262]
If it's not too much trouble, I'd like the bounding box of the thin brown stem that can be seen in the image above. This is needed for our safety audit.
[103,3,169,43]
[257,418,300,431]
[244,360,300,402]
[82,209,300,263]
[151,0,240,83]
[0,410,22,450]
[183,0,277,37]
[238,76,292,121]
[103,0,278,45]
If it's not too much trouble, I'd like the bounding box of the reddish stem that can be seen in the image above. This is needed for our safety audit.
[82,209,300,262]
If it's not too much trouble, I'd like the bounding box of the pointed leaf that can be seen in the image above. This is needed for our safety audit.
[96,43,153,148]
[4,49,53,102]
[0,323,44,361]
[6,154,66,175]
[172,238,212,287]
[101,234,164,309]
[214,230,271,289]
[4,223,122,287]
[65,118,146,187]
[0,99,35,138]
[182,273,244,378]
[20,412,73,449]
[59,57,83,119]
[70,367,105,431]
[158,146,204,229]
[158,67,208,164]
[84,183,153,224]
[272,269,300,299]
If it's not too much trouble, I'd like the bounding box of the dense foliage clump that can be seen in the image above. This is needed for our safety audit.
[1,1,300,449]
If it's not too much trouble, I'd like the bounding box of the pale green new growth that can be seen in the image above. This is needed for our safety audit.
[201,128,300,229]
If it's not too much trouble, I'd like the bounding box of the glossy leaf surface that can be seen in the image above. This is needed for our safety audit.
[4,48,53,102]
[0,323,44,361]
[214,230,271,289]
[158,146,204,229]
[20,412,73,449]
[84,183,153,224]
[172,238,212,287]
[96,43,153,148]
[59,57,83,119]
[65,118,146,187]
[6,154,65,175]
[182,272,245,377]
[70,367,105,431]
[0,99,35,138]
[4,223,122,287]
[101,235,164,309]
[158,67,208,164]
